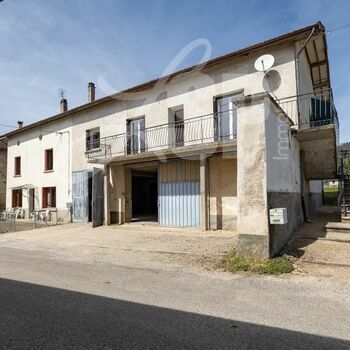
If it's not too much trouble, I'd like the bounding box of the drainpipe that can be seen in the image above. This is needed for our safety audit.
[56,131,71,197]
[300,150,307,222]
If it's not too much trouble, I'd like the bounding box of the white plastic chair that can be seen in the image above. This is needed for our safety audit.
[40,210,50,222]
[15,208,24,219]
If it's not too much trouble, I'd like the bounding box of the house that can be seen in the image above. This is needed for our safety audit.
[1,22,339,258]
[0,140,7,210]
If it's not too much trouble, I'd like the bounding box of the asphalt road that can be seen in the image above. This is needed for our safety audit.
[0,245,349,349]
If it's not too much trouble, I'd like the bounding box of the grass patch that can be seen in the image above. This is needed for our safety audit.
[223,250,294,275]
[323,187,339,206]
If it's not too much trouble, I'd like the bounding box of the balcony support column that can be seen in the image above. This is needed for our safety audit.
[104,164,111,225]
[236,94,270,259]
[200,153,209,231]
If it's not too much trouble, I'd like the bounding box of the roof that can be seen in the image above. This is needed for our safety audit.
[0,140,7,150]
[1,21,325,139]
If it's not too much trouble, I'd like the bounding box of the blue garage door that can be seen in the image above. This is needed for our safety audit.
[159,181,200,227]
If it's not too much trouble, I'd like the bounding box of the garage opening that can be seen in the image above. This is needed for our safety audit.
[131,169,158,222]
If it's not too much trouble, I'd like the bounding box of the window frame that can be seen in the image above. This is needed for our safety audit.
[86,128,101,152]
[42,187,56,208]
[44,148,54,172]
[213,91,243,141]
[12,189,23,208]
[14,156,21,177]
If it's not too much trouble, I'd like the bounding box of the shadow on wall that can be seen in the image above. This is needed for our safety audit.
[0,277,348,349]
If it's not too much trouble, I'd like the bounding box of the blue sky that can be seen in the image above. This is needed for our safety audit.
[0,0,349,141]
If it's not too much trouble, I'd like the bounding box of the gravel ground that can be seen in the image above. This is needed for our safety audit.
[285,206,350,283]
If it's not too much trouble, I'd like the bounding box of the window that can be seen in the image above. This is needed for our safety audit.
[168,107,184,147]
[214,93,242,140]
[12,189,22,208]
[127,117,145,154]
[45,149,53,171]
[14,156,21,176]
[86,128,100,151]
[42,187,56,208]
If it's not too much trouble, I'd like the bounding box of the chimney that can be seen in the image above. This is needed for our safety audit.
[17,121,23,129]
[60,98,68,113]
[88,82,95,103]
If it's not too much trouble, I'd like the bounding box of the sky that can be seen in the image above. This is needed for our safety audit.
[0,0,349,141]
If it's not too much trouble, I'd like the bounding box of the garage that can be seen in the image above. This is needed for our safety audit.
[158,160,200,228]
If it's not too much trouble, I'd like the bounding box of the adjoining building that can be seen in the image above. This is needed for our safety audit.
[0,22,339,258]
[0,140,7,210]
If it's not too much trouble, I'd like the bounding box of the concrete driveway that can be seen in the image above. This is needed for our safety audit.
[0,223,235,272]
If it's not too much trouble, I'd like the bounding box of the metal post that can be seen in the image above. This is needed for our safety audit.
[201,117,203,144]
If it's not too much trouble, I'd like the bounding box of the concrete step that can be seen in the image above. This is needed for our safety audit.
[325,222,350,241]
[342,216,350,223]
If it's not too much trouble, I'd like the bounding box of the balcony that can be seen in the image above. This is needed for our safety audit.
[86,111,237,162]
[277,89,339,180]
[277,89,339,139]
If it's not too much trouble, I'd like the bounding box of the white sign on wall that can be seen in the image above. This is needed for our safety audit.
[269,208,288,225]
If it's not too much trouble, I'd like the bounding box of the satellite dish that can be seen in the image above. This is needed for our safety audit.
[254,54,275,72]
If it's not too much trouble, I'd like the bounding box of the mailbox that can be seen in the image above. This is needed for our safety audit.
[269,208,287,225]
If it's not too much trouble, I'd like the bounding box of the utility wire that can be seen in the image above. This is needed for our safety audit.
[327,23,350,33]
[0,123,17,129]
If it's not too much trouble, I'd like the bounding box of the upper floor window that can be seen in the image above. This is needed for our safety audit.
[14,156,21,176]
[42,187,56,208]
[168,107,184,147]
[214,93,242,140]
[86,128,100,151]
[45,149,53,171]
[127,117,145,154]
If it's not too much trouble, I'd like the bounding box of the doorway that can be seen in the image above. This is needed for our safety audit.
[131,169,158,222]
[72,169,102,226]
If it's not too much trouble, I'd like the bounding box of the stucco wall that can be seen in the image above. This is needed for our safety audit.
[6,118,72,217]
[236,97,270,258]
[236,94,305,257]
[209,154,237,230]
[265,99,304,255]
[69,41,297,173]
[296,43,314,96]
[305,179,323,215]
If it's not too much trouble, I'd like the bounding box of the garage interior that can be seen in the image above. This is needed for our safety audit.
[131,167,158,222]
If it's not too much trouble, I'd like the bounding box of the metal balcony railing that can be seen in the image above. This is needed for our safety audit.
[276,89,339,143]
[85,110,237,160]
